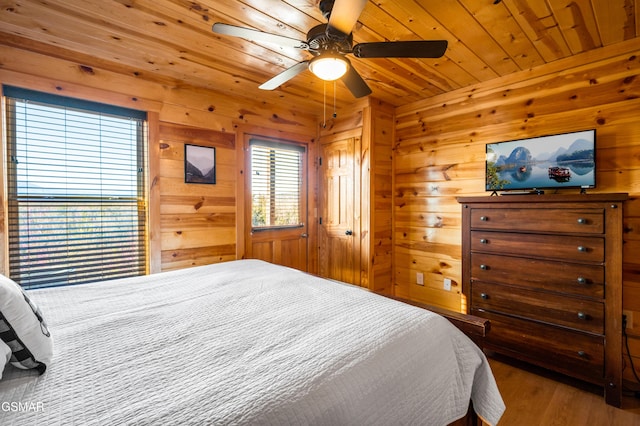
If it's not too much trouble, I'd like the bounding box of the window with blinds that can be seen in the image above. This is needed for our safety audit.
[250,139,304,230]
[3,86,147,289]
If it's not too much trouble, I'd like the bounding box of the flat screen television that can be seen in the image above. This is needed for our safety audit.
[485,129,596,193]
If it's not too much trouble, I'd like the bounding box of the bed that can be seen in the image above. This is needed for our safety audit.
[0,259,504,425]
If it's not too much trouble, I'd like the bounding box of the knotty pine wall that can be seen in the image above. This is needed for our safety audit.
[158,122,236,271]
[392,37,640,384]
[0,44,319,275]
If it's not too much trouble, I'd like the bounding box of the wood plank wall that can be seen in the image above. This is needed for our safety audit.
[0,44,318,275]
[392,37,640,385]
[158,122,236,271]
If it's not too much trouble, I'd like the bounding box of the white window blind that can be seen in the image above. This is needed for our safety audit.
[250,140,304,229]
[4,86,147,288]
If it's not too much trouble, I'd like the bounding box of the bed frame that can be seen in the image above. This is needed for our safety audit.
[382,295,491,426]
[384,296,490,348]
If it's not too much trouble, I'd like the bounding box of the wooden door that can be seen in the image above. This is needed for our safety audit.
[249,227,308,270]
[318,136,359,284]
[245,138,309,271]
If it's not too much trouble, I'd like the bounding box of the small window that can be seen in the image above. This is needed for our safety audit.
[250,139,305,230]
[3,86,147,288]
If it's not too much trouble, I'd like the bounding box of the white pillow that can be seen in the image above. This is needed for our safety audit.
[0,274,53,374]
[0,340,11,379]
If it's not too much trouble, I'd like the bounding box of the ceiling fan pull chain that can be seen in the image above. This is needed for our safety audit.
[333,81,337,118]
[322,80,327,128]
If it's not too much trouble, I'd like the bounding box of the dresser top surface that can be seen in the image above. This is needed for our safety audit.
[457,193,628,204]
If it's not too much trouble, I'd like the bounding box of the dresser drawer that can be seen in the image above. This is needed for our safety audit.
[471,231,604,262]
[474,310,604,382]
[472,281,604,334]
[471,253,604,298]
[470,208,604,234]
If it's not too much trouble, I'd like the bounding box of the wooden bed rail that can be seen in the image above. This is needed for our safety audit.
[380,295,490,349]
[321,275,490,349]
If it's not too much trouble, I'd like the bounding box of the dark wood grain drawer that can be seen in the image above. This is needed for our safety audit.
[470,208,604,234]
[472,281,604,334]
[471,231,604,262]
[473,310,604,383]
[471,253,604,298]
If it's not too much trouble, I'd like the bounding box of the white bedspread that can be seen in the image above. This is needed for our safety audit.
[0,259,504,425]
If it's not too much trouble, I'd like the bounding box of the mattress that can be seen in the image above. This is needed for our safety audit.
[0,259,504,425]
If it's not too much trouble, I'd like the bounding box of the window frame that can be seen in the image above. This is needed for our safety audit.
[2,85,148,289]
[249,138,306,233]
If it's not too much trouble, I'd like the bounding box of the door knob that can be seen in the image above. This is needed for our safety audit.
[345,230,353,236]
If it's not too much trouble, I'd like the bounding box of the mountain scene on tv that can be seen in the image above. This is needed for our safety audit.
[486,133,595,191]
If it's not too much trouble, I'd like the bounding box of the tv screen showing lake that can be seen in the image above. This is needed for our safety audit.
[486,130,595,191]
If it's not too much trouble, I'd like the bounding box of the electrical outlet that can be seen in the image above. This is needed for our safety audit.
[443,278,452,291]
[416,272,424,286]
[624,310,633,329]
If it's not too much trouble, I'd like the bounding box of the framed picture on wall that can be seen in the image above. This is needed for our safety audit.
[184,144,216,184]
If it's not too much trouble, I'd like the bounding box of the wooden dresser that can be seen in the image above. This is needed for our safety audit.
[457,193,627,407]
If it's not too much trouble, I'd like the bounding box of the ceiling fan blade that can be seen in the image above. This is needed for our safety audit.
[353,40,448,58]
[212,23,309,50]
[326,0,367,39]
[341,65,372,98]
[259,61,310,90]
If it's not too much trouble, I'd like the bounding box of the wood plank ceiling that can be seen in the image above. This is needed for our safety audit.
[0,0,638,117]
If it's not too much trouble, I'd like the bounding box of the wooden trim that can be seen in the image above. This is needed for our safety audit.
[0,85,6,275]
[604,199,625,407]
[147,111,161,274]
[353,133,363,287]
[360,104,372,289]
[236,131,246,260]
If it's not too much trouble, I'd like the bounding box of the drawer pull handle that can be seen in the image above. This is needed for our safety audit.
[577,246,587,252]
[480,239,488,244]
[577,312,587,320]
[577,277,587,284]
[480,216,488,221]
[577,218,587,224]
[577,350,587,358]
[480,264,488,270]
[480,293,489,300]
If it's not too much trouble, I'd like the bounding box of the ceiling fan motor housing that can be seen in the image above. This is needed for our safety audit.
[307,24,352,55]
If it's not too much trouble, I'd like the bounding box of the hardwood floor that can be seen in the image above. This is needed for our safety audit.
[487,354,640,425]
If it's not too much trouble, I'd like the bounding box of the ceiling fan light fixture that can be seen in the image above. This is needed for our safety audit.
[309,54,349,81]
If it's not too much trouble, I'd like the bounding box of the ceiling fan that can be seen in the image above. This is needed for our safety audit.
[212,0,448,98]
